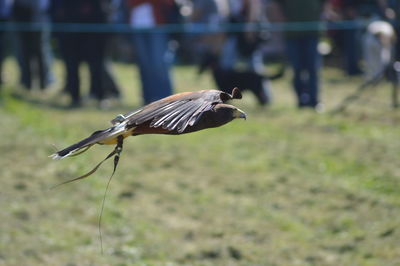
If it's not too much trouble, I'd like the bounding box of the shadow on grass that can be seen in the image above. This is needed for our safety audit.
[5,87,141,114]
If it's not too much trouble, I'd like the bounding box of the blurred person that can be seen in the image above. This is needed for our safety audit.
[327,0,362,75]
[189,0,227,63]
[358,0,391,18]
[326,0,391,76]
[126,0,176,104]
[346,0,390,75]
[379,0,400,60]
[219,0,266,73]
[210,0,273,104]
[12,0,54,90]
[0,0,12,85]
[274,0,326,109]
[342,1,362,76]
[51,0,121,108]
[363,20,396,81]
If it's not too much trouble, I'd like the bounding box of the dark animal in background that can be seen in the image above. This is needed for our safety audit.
[198,52,285,106]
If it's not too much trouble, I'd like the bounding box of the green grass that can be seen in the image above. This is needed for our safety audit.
[0,59,400,265]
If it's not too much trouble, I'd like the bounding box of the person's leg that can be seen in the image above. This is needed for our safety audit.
[133,32,173,104]
[38,18,54,89]
[286,38,306,106]
[102,63,121,98]
[61,33,81,105]
[303,37,320,107]
[18,31,32,89]
[86,33,106,101]
[32,28,46,89]
[343,28,362,75]
[147,32,173,101]
[101,35,120,98]
[12,4,32,89]
[133,32,155,104]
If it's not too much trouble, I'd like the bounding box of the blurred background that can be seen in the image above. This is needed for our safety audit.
[0,0,400,265]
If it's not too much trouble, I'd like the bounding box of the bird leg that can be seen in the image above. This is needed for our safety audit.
[51,136,124,189]
[112,135,124,175]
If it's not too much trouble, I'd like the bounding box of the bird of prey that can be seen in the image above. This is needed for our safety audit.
[51,88,246,185]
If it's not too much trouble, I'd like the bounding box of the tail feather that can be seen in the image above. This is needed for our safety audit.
[50,130,105,159]
[50,125,125,159]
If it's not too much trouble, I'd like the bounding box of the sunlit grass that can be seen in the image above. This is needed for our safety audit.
[0,58,399,265]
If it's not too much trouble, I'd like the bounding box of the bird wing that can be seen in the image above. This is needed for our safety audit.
[123,90,234,133]
[52,89,242,159]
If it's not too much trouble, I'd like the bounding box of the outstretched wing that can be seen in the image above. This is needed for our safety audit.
[121,89,240,133]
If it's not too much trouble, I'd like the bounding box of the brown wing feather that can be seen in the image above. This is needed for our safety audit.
[125,90,234,133]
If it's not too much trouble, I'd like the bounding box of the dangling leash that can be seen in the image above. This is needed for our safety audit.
[51,136,124,189]
[51,135,124,254]
[98,136,123,254]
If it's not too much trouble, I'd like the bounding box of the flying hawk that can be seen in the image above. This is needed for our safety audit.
[51,88,246,184]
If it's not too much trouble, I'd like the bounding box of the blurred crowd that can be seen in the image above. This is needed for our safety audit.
[0,0,399,109]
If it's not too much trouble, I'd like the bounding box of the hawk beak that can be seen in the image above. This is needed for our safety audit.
[234,108,247,120]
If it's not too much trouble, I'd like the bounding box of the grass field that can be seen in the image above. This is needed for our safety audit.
[0,59,399,266]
